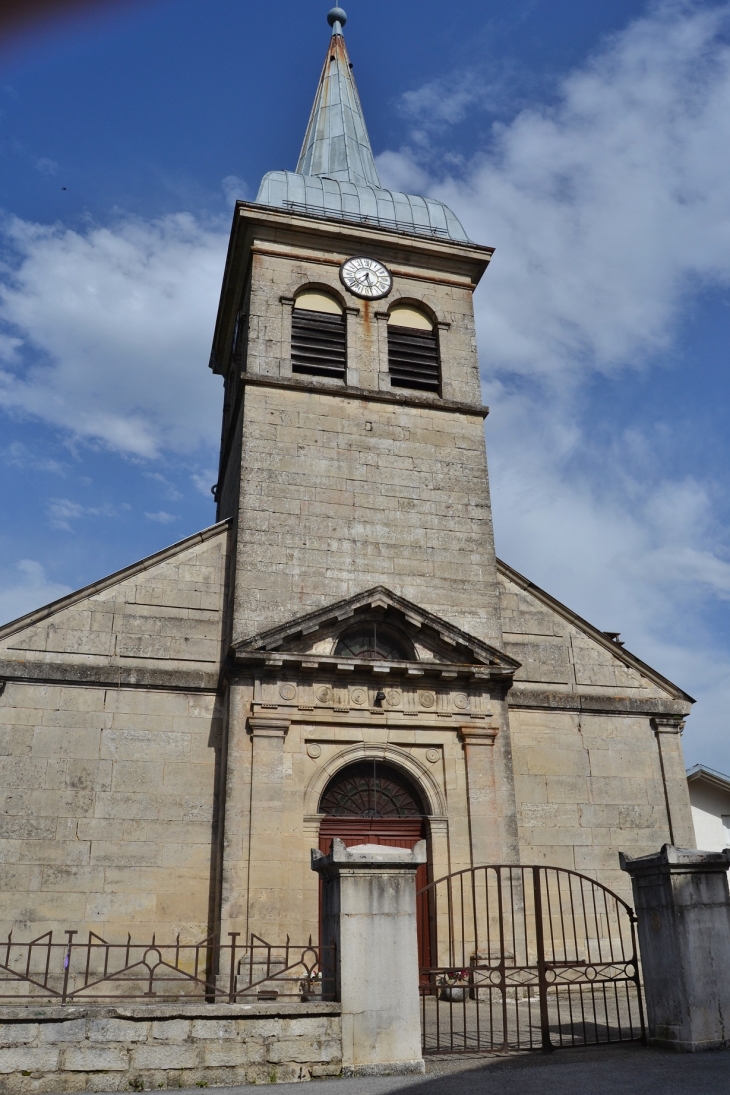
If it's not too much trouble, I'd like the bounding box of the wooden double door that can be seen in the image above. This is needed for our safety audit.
[317,761,431,969]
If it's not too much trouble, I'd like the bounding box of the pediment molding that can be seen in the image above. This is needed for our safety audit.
[233,585,519,682]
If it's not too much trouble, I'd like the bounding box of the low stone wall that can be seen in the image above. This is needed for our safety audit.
[0,1002,342,1093]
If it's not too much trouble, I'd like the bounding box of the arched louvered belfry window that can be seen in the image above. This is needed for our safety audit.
[291,290,346,380]
[387,304,440,393]
[320,761,425,818]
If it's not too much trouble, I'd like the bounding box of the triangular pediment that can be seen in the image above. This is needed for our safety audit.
[233,586,519,677]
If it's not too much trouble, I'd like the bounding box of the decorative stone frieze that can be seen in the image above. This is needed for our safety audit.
[250,671,495,726]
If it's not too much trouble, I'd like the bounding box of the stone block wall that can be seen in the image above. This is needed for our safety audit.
[510,708,676,897]
[0,1004,342,1093]
[499,563,695,898]
[0,681,220,941]
[234,384,502,647]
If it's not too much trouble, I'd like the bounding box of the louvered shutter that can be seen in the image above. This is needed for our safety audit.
[291,308,347,379]
[387,325,440,392]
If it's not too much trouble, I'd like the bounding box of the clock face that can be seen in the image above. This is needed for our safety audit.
[340,256,392,300]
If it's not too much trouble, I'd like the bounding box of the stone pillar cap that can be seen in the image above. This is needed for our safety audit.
[620,843,730,875]
[311,837,427,873]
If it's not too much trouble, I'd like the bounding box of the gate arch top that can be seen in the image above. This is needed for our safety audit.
[417,862,645,1056]
[303,742,446,818]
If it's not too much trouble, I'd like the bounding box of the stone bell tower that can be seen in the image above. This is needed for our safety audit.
[209,7,520,944]
[210,7,503,650]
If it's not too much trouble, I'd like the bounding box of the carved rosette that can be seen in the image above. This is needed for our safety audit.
[251,674,494,722]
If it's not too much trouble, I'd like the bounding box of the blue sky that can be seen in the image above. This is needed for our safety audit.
[1,0,729,770]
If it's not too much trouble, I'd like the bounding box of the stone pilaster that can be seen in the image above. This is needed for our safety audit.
[652,717,696,848]
[219,682,254,940]
[459,723,503,866]
[246,716,291,940]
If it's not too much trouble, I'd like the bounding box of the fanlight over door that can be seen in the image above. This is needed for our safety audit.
[320,760,423,818]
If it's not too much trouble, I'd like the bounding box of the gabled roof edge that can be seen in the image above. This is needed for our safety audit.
[496,558,695,704]
[687,764,730,793]
[0,520,232,643]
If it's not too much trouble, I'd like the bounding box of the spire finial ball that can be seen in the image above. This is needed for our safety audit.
[327,7,347,28]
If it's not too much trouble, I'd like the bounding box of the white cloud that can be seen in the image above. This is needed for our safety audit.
[380,1,730,382]
[145,510,178,524]
[191,470,218,497]
[144,471,183,501]
[0,560,71,627]
[35,157,59,176]
[0,212,226,459]
[2,440,65,473]
[222,175,248,207]
[46,497,122,531]
[378,0,730,767]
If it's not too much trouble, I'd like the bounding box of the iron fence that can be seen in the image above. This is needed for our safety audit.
[418,865,645,1054]
[0,931,332,1004]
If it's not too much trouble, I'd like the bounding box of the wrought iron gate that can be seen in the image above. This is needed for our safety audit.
[418,865,645,1054]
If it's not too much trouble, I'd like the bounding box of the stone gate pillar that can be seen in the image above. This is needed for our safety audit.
[621,844,730,1051]
[311,838,426,1076]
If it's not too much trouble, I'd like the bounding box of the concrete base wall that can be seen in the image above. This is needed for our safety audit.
[0,1004,342,1093]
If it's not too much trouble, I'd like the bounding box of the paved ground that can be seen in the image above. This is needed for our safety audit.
[105,1043,730,1095]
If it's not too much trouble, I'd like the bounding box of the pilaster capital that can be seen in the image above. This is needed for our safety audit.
[247,716,290,738]
[458,724,499,747]
[651,716,685,735]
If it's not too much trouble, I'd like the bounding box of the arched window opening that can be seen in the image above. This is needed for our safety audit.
[333,621,413,661]
[387,304,440,393]
[320,760,425,818]
[292,291,346,380]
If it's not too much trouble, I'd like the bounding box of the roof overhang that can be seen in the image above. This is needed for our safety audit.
[687,764,730,794]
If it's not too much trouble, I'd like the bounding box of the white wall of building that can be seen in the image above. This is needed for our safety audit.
[688,769,730,852]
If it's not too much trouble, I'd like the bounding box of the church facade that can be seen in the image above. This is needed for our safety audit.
[0,10,695,948]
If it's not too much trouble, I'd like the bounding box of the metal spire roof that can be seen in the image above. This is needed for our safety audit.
[254,8,470,244]
[295,8,381,189]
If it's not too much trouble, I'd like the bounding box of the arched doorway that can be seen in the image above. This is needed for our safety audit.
[318,759,431,968]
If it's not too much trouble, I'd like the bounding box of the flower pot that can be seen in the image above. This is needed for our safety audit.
[439,984,468,1002]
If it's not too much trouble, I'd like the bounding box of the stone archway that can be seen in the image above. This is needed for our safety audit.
[317,758,432,969]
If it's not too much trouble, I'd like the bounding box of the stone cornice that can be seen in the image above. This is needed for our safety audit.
[508,687,692,717]
[238,372,489,418]
[0,660,220,693]
[234,649,512,685]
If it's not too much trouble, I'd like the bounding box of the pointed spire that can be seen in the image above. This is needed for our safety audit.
[296,8,381,189]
